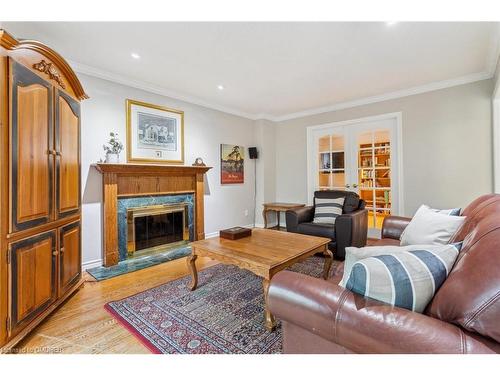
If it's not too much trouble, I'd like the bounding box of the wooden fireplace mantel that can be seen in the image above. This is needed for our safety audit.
[93,163,212,266]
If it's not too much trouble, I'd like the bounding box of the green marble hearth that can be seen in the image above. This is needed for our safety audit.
[87,243,192,281]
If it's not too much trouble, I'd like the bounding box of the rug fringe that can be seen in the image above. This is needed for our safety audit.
[104,303,162,354]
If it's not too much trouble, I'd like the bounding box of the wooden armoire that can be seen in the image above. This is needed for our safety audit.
[0,29,88,350]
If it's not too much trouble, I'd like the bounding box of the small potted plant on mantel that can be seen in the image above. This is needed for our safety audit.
[103,132,124,163]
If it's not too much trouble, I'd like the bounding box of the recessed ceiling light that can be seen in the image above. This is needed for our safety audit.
[386,22,398,26]
[217,85,225,90]
[131,53,141,59]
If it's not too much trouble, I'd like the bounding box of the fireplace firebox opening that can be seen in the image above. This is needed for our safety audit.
[126,203,189,257]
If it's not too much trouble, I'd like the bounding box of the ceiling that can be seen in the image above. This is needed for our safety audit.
[3,22,500,120]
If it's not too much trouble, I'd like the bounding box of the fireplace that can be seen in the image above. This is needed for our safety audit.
[95,163,211,266]
[126,203,189,257]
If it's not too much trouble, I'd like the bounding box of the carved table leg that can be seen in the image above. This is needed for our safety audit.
[263,208,268,229]
[322,246,334,280]
[187,254,198,290]
[262,278,276,331]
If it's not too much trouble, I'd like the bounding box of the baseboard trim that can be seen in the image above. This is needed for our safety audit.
[82,258,103,270]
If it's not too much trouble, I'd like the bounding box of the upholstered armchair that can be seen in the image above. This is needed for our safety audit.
[285,190,368,259]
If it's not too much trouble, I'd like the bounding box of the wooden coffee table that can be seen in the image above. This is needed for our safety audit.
[186,228,332,331]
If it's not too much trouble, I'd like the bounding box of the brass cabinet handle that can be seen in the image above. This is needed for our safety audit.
[60,247,65,254]
[56,151,62,156]
[345,184,351,188]
[47,150,56,155]
[352,183,359,188]
[52,250,58,256]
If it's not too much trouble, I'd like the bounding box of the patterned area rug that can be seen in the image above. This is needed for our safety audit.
[105,256,340,354]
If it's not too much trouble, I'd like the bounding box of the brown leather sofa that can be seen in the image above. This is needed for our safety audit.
[269,194,500,353]
[285,190,368,259]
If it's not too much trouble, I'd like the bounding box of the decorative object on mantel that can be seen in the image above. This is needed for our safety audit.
[192,157,206,166]
[103,132,124,163]
[126,99,184,164]
[219,226,252,240]
[220,144,244,184]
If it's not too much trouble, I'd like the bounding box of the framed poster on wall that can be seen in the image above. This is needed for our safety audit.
[220,144,244,184]
[126,99,184,164]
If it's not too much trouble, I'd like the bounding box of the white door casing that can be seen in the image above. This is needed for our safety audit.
[306,112,404,235]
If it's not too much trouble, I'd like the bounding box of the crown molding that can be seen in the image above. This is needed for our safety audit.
[68,60,259,120]
[69,59,494,123]
[489,24,500,98]
[487,23,500,77]
[271,71,494,122]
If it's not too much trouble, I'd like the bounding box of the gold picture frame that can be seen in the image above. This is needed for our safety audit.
[126,99,185,164]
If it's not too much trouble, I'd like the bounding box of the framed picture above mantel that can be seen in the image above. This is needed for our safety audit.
[126,99,184,164]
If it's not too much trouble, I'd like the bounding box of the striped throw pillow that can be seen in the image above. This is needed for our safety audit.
[440,207,461,216]
[344,243,462,312]
[313,197,344,225]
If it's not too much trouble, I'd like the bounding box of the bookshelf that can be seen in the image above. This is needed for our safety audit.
[358,141,391,228]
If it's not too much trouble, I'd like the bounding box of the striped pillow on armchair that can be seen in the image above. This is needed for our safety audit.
[313,197,345,225]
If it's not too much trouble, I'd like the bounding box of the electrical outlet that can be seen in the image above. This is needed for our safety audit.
[244,209,249,216]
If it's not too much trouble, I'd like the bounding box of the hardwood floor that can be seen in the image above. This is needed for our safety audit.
[13,238,379,354]
[13,256,217,354]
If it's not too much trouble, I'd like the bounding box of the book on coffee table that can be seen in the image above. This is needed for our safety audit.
[219,226,252,240]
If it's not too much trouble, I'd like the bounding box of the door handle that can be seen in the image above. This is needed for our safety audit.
[345,184,351,188]
[352,183,359,188]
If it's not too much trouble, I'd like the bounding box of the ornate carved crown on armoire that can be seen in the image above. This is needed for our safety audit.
[0,29,88,351]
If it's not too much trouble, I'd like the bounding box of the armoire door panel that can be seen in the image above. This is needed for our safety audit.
[55,90,81,218]
[10,60,53,232]
[10,231,57,332]
[59,221,81,296]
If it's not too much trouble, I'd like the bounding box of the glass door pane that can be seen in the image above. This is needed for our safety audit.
[317,133,345,190]
[356,129,392,230]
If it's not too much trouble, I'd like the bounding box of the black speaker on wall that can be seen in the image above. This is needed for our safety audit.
[249,147,258,159]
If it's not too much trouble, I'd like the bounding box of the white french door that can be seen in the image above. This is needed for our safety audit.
[315,127,349,191]
[307,113,403,237]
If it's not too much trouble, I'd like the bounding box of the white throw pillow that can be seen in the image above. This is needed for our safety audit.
[400,205,465,246]
[425,204,461,216]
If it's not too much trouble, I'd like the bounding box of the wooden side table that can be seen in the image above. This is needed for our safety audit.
[262,202,306,229]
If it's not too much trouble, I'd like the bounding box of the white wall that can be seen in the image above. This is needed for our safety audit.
[80,74,257,269]
[275,79,495,216]
[254,119,277,226]
[65,71,499,269]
